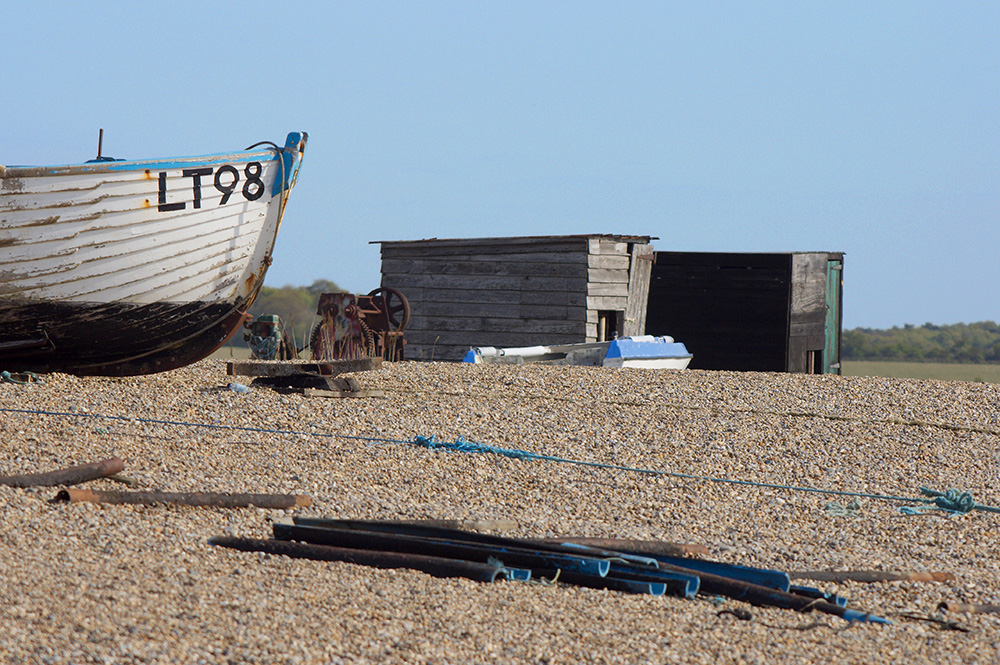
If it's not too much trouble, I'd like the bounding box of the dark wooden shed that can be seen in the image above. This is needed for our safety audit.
[376,234,655,361]
[644,251,844,374]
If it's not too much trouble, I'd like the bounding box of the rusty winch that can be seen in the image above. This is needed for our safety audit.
[310,288,410,361]
[244,314,299,360]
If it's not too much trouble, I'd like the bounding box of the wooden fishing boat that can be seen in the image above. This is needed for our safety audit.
[0,131,307,376]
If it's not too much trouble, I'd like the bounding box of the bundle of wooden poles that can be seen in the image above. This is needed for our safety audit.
[211,518,890,624]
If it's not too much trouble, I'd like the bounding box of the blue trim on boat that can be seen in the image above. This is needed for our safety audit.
[12,132,306,198]
[604,337,692,360]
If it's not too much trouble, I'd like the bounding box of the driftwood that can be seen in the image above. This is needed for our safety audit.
[0,457,124,488]
[790,570,956,584]
[51,488,312,509]
[938,602,1000,614]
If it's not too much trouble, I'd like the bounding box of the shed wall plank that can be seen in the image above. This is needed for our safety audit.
[587,268,630,284]
[588,239,629,255]
[411,301,587,321]
[588,255,631,270]
[587,282,630,298]
[404,330,586,347]
[790,254,828,322]
[379,285,588,307]
[623,243,653,336]
[407,316,587,335]
[380,239,589,259]
[381,273,587,292]
[381,258,587,278]
[586,296,629,310]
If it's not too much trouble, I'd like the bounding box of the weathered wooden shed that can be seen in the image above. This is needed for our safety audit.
[644,251,844,374]
[376,234,655,361]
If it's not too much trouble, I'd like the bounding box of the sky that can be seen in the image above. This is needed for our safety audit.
[3,2,998,329]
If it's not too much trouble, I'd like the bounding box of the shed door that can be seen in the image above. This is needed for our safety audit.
[824,259,843,374]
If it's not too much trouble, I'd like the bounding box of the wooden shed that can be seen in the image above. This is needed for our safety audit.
[376,235,655,361]
[644,251,844,374]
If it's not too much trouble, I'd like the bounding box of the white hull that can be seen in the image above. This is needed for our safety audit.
[0,132,307,375]
[1,133,306,305]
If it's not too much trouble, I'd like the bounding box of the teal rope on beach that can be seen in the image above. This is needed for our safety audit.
[408,435,998,516]
[1,406,996,515]
[898,488,979,515]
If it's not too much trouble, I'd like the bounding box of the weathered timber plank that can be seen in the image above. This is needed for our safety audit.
[623,243,653,336]
[381,285,522,305]
[380,285,589,307]
[520,290,587,307]
[588,238,629,255]
[586,295,628,310]
[379,239,589,259]
[406,316,588,335]
[521,304,588,321]
[404,330,587,347]
[403,302,587,322]
[588,254,631,270]
[414,302,526,319]
[380,258,588,278]
[587,282,630,298]
[380,273,587,291]
[791,253,829,318]
[789,321,827,338]
[587,268,630,284]
[382,250,591,264]
[378,235,649,254]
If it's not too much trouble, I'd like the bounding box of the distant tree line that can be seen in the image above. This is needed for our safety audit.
[842,321,1000,363]
[233,279,342,350]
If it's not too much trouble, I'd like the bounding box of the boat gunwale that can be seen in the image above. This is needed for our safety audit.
[2,147,284,179]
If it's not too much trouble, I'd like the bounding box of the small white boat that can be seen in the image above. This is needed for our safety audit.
[0,132,307,375]
[463,335,692,369]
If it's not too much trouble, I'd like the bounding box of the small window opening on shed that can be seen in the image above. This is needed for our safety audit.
[597,311,623,342]
[807,350,823,374]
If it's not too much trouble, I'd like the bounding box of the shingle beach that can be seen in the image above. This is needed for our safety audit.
[1,360,998,664]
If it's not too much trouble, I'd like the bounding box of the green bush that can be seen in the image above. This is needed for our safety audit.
[842,321,1000,363]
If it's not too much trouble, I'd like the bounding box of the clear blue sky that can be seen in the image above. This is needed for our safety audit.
[4,2,997,329]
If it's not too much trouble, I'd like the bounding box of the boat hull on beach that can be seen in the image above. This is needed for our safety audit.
[0,132,307,376]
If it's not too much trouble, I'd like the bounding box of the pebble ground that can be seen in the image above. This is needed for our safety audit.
[1,359,998,664]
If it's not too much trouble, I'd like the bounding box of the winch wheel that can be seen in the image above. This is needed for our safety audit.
[367,287,411,332]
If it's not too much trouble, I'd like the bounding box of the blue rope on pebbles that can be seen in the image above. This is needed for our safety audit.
[898,488,981,515]
[0,406,994,516]
[412,435,541,461]
[925,487,977,512]
[409,435,1000,516]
